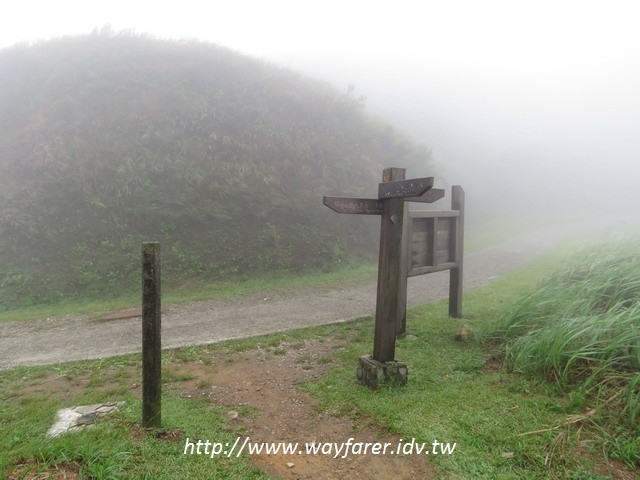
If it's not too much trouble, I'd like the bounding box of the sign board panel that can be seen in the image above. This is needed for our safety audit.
[406,211,460,276]
[404,188,445,204]
[399,186,465,333]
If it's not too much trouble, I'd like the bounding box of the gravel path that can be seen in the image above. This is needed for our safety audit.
[0,222,603,370]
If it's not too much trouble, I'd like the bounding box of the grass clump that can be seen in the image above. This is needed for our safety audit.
[498,237,640,465]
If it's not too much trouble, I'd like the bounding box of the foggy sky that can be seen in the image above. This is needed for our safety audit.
[3,0,639,222]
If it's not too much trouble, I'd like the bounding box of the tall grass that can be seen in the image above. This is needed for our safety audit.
[500,237,640,427]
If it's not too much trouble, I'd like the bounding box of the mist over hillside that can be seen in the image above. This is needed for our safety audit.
[0,32,432,307]
[268,41,640,229]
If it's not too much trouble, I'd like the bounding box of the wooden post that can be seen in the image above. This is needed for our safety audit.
[449,186,465,317]
[142,242,161,428]
[398,207,411,337]
[383,169,409,338]
[373,168,405,362]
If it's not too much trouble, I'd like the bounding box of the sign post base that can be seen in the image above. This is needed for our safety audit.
[356,355,408,390]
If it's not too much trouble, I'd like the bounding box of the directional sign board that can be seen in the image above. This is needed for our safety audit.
[404,188,445,204]
[324,188,445,216]
[378,177,434,199]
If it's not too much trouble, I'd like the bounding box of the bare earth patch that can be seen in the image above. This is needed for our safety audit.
[11,337,436,479]
[170,338,437,479]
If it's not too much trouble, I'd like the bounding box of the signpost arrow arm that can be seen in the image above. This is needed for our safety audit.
[404,188,445,204]
[378,177,434,199]
[323,196,382,215]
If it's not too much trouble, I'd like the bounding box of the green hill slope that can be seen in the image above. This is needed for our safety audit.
[0,32,431,307]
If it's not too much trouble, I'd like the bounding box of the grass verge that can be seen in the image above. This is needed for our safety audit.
[0,261,378,323]
[496,236,640,467]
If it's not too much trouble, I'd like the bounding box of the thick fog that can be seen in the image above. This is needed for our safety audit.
[3,0,640,227]
[255,3,640,226]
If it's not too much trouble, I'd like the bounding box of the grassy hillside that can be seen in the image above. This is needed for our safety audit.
[0,32,432,308]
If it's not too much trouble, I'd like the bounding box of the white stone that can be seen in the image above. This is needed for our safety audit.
[46,408,83,438]
[46,402,124,438]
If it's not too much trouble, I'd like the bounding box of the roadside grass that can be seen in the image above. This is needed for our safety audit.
[2,234,637,478]
[0,261,378,323]
[302,241,639,479]
[1,391,267,479]
[497,237,640,468]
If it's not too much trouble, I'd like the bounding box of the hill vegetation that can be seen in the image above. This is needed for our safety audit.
[0,32,431,308]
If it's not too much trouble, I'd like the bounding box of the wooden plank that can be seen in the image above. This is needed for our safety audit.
[408,262,458,277]
[407,257,429,270]
[436,228,451,239]
[412,231,429,242]
[427,218,436,267]
[411,249,428,260]
[411,243,430,254]
[404,188,445,203]
[409,210,460,219]
[411,252,427,268]
[323,196,382,215]
[435,248,451,265]
[378,176,434,199]
[411,219,429,233]
[436,219,454,262]
[435,235,452,250]
[382,167,405,183]
[411,247,428,256]
[437,217,454,232]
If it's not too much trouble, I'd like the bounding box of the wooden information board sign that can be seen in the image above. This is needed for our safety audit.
[396,185,465,336]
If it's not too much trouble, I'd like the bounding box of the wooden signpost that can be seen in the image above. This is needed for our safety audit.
[324,168,455,389]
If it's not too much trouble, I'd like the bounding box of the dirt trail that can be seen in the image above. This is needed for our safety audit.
[0,221,608,370]
[171,338,439,479]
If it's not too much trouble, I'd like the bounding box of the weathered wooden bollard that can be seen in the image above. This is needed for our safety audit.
[142,242,161,428]
[324,168,441,388]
